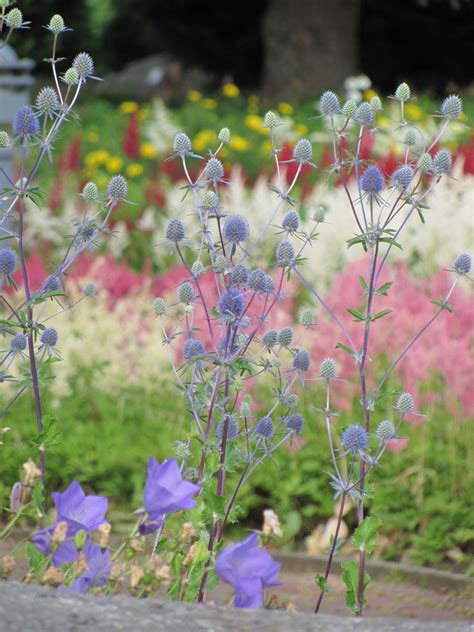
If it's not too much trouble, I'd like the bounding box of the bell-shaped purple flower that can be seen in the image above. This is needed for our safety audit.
[139,458,201,534]
[215,533,281,608]
[63,541,111,594]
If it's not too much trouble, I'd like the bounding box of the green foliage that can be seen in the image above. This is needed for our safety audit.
[341,560,371,613]
[352,515,382,555]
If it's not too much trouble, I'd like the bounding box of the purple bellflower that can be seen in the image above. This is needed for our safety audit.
[138,458,201,535]
[61,541,112,594]
[214,533,281,608]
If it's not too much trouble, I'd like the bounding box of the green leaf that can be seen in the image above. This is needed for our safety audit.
[341,560,371,613]
[347,308,365,322]
[358,276,369,293]
[315,573,329,593]
[352,515,382,555]
[25,542,46,575]
[376,281,393,296]
[30,415,60,451]
[336,342,356,358]
[31,482,45,517]
[371,309,393,321]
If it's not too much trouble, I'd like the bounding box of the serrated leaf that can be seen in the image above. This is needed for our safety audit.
[31,482,45,517]
[352,515,382,555]
[30,415,60,451]
[26,542,46,575]
[341,560,371,613]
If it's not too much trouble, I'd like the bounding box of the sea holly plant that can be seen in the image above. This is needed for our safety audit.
[0,10,126,486]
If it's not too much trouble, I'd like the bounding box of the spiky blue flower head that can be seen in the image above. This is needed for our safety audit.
[395,391,414,415]
[313,206,326,223]
[263,110,280,129]
[255,415,273,438]
[392,165,414,192]
[43,276,61,293]
[166,218,185,243]
[152,297,166,315]
[403,129,417,147]
[293,139,313,163]
[240,400,252,418]
[319,91,340,115]
[205,157,224,182]
[319,357,337,380]
[63,68,79,86]
[370,95,382,112]
[0,131,10,147]
[178,281,195,304]
[0,248,17,276]
[376,420,395,441]
[83,282,97,298]
[342,99,357,119]
[453,253,471,275]
[191,260,205,277]
[440,95,462,120]
[47,14,66,35]
[218,288,245,320]
[263,275,275,294]
[300,308,315,327]
[282,211,300,233]
[5,8,23,29]
[262,329,278,348]
[73,52,94,80]
[11,333,27,352]
[433,149,452,175]
[278,326,294,347]
[395,82,411,102]
[107,175,128,202]
[216,417,238,440]
[40,327,58,347]
[286,413,304,433]
[293,350,310,372]
[223,215,249,244]
[218,127,231,144]
[342,424,369,453]
[12,105,40,138]
[248,269,267,292]
[361,165,384,194]
[36,87,60,117]
[81,181,99,201]
[230,263,249,285]
[417,152,433,172]
[275,239,295,267]
[183,338,205,360]
[173,132,192,156]
[354,102,375,126]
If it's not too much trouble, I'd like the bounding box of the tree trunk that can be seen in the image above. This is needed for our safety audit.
[262,0,360,101]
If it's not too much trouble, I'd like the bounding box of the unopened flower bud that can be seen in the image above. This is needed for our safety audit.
[218,127,231,143]
[74,529,87,550]
[52,521,69,545]
[1,556,15,578]
[395,82,411,102]
[22,458,42,486]
[99,522,111,548]
[41,567,64,586]
[178,522,196,543]
[262,509,283,537]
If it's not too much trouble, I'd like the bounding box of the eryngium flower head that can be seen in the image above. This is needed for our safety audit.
[36,87,60,117]
[255,416,273,437]
[107,175,128,202]
[173,132,192,156]
[282,210,300,232]
[179,281,195,303]
[453,253,471,275]
[205,156,224,182]
[240,399,252,418]
[319,91,340,115]
[342,99,357,118]
[286,413,303,433]
[219,288,245,320]
[81,181,99,201]
[370,95,382,112]
[43,276,61,292]
[165,218,185,243]
[433,149,452,175]
[417,152,433,172]
[395,82,411,102]
[64,67,79,86]
[293,138,313,163]
[183,338,205,360]
[11,333,27,352]
[83,282,97,297]
[40,327,58,347]
[342,424,369,453]
[214,533,281,608]
[48,14,66,34]
[361,165,384,193]
[5,8,23,29]
[152,297,166,315]
[12,106,40,138]
[224,215,249,243]
[313,206,326,223]
[319,357,337,380]
[395,392,414,415]
[230,263,249,285]
[248,269,266,292]
[376,420,395,441]
[440,94,462,120]
[262,329,278,348]
[263,111,280,129]
[73,52,94,79]
[0,248,17,276]
[403,129,417,146]
[263,275,275,293]
[275,239,295,267]
[278,326,294,347]
[300,308,315,326]
[201,190,217,211]
[0,131,10,147]
[392,165,414,191]
[218,127,231,143]
[293,350,310,372]
[216,418,238,440]
[355,102,375,126]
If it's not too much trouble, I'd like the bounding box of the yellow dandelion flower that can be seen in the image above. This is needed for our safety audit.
[94,150,110,165]
[404,103,423,121]
[126,163,144,177]
[222,83,240,98]
[203,98,217,110]
[378,116,391,129]
[231,135,250,152]
[261,140,273,154]
[363,89,377,101]
[245,114,262,131]
[187,90,202,102]
[106,156,124,174]
[120,101,139,114]
[140,143,158,159]
[278,102,293,116]
[193,129,215,152]
[295,124,308,136]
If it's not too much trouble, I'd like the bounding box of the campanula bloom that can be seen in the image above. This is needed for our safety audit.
[214,533,281,608]
[64,541,111,594]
